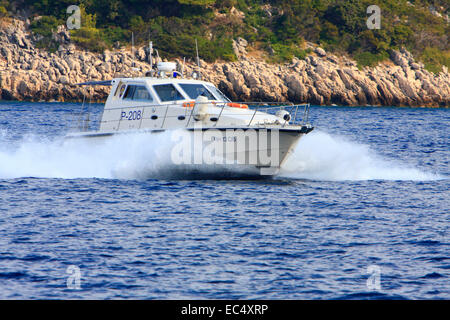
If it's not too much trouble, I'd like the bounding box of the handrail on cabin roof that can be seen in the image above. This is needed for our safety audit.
[75,80,113,86]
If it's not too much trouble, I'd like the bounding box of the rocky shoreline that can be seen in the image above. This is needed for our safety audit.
[0,19,449,107]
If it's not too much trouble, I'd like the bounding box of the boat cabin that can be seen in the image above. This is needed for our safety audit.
[105,77,230,110]
[76,61,298,133]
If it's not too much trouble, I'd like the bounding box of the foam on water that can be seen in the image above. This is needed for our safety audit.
[280,131,443,181]
[0,131,178,179]
[0,129,444,181]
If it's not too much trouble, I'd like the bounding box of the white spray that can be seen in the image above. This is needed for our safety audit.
[0,129,444,181]
[279,131,443,181]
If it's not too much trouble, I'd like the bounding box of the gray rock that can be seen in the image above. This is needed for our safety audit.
[17,80,29,96]
[137,47,146,61]
[315,47,326,57]
[410,63,420,70]
[237,37,248,48]
[59,75,69,84]
[0,17,449,106]
[306,56,318,66]
[391,50,409,68]
[1,47,13,63]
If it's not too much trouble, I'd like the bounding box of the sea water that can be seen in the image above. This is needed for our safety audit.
[0,102,448,299]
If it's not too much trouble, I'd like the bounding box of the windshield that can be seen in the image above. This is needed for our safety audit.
[123,85,153,102]
[179,84,216,100]
[153,84,185,102]
[206,85,230,102]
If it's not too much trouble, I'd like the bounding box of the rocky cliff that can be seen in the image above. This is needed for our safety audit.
[1,19,449,107]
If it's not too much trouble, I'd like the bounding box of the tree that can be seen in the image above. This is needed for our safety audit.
[178,0,215,5]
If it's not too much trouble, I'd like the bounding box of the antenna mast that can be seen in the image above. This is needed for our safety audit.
[182,57,186,79]
[195,38,201,79]
[149,40,153,76]
[131,32,135,69]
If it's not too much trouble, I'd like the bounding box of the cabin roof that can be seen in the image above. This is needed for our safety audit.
[112,77,213,86]
[75,77,213,87]
[75,80,112,86]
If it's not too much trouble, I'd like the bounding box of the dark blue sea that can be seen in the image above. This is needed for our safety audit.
[0,101,448,299]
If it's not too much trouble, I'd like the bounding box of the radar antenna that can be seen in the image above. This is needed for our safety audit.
[195,38,201,80]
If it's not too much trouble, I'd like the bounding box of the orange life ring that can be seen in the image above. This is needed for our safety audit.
[182,101,195,108]
[227,102,248,109]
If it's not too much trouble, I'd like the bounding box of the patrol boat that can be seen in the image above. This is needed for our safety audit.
[68,60,313,176]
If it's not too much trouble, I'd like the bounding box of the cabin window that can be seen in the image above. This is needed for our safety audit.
[179,84,215,100]
[122,85,153,101]
[114,82,125,97]
[123,86,135,100]
[206,85,230,102]
[118,84,126,97]
[133,86,153,101]
[153,84,185,102]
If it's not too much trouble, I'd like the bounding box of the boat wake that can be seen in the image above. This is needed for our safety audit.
[0,131,178,180]
[0,130,260,180]
[280,131,443,181]
[0,130,444,181]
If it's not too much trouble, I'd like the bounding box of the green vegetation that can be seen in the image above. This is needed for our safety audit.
[0,0,10,17]
[0,6,8,18]
[420,47,450,73]
[15,0,450,71]
[266,43,311,63]
[29,15,62,51]
[354,51,390,69]
[69,5,107,52]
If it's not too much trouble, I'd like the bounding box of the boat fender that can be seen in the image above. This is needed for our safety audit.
[227,103,248,109]
[276,110,291,122]
[193,96,209,121]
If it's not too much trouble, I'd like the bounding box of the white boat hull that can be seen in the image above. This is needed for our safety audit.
[66,126,312,176]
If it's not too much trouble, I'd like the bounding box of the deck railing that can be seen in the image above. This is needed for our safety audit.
[75,101,311,132]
